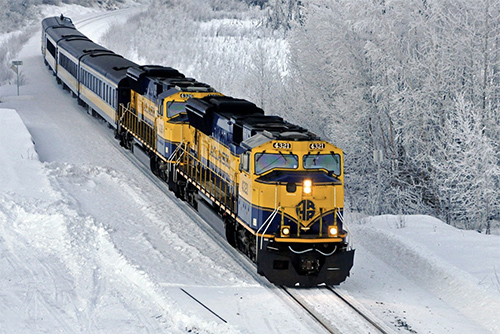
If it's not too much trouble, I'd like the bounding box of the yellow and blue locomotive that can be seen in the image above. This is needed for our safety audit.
[42,15,354,286]
[182,97,354,285]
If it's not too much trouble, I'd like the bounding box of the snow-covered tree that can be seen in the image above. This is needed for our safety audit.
[284,0,500,225]
[431,95,500,231]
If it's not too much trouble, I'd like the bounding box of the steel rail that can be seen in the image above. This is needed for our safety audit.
[281,287,338,334]
[325,286,391,334]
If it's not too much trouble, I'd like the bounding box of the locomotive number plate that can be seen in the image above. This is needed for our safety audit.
[273,142,291,149]
[309,142,325,150]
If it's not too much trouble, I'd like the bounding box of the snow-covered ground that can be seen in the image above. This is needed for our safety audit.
[0,5,499,334]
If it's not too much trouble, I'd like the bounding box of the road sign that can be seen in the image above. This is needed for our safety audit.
[11,60,22,96]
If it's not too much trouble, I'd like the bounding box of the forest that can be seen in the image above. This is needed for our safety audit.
[2,0,499,232]
[287,0,500,234]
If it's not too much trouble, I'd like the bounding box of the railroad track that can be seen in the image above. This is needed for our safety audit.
[74,6,144,31]
[325,286,392,333]
[281,287,339,334]
[281,285,395,334]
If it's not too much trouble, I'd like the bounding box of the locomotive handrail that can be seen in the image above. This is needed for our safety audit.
[172,142,187,184]
[175,143,238,213]
[118,103,157,151]
[256,206,281,253]
[170,141,185,164]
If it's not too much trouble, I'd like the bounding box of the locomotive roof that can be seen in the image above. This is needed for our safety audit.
[187,96,264,116]
[186,95,321,146]
[238,115,317,139]
[127,65,217,96]
[239,125,320,150]
[127,65,185,81]
[162,77,216,93]
[81,53,139,85]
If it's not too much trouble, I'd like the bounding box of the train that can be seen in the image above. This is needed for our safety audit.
[41,14,355,286]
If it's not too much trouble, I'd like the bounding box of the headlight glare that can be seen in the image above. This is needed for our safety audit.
[328,226,338,237]
[281,226,291,237]
[303,179,312,194]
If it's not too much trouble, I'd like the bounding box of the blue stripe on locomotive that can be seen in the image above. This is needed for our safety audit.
[156,136,179,159]
[238,196,339,235]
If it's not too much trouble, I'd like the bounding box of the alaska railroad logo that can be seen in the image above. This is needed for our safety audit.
[296,200,315,221]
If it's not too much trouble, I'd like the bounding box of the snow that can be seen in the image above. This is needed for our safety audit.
[343,216,500,333]
[0,5,499,334]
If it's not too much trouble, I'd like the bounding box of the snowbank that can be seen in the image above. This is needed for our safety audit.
[0,109,238,333]
[0,108,54,199]
[350,215,500,333]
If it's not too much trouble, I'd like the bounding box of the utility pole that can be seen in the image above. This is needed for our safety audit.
[11,60,23,96]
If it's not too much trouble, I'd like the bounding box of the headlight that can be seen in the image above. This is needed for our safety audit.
[281,226,291,237]
[328,225,338,237]
[303,179,312,194]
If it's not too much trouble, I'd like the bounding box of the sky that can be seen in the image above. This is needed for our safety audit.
[0,4,499,334]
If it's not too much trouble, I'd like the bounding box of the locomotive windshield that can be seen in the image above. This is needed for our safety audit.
[167,102,185,118]
[255,153,298,174]
[303,153,341,176]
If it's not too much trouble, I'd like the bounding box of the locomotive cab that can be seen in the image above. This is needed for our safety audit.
[238,132,354,286]
[120,66,222,163]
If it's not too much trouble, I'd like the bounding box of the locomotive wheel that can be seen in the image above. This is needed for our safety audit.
[119,130,133,150]
[174,174,186,200]
[158,163,168,182]
[236,226,257,262]
[167,167,176,192]
[184,183,198,210]
[248,232,257,263]
[150,156,169,182]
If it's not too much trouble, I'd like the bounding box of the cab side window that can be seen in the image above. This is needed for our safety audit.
[240,152,250,172]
